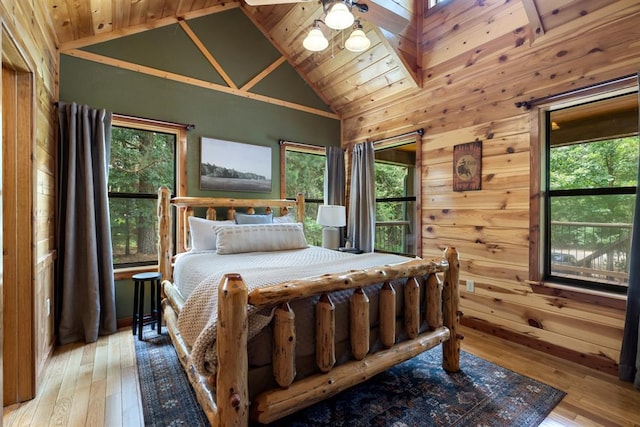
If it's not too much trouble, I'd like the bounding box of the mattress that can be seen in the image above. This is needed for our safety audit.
[172,246,414,379]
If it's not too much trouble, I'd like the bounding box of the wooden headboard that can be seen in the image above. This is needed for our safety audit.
[157,186,305,281]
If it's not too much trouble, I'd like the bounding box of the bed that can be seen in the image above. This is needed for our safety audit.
[157,186,461,426]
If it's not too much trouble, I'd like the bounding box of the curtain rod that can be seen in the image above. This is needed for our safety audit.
[113,113,196,131]
[514,74,637,110]
[371,128,424,145]
[278,139,327,150]
[54,102,196,131]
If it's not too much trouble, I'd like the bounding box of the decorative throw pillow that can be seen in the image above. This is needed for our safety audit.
[215,223,308,254]
[273,213,295,223]
[235,212,273,224]
[188,216,235,251]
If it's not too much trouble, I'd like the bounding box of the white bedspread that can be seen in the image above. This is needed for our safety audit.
[174,246,411,375]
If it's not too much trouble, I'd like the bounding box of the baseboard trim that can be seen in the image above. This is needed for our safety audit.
[117,317,133,329]
[461,316,619,376]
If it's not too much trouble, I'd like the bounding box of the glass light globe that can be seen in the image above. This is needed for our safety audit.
[345,29,370,52]
[303,28,329,51]
[325,2,355,30]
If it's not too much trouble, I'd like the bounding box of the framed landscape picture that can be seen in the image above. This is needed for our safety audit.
[200,137,272,192]
[453,140,482,191]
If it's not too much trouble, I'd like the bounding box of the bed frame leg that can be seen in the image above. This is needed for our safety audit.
[442,247,461,373]
[158,186,173,284]
[217,273,249,425]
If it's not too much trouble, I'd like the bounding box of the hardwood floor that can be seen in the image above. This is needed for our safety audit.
[3,328,142,427]
[3,326,640,426]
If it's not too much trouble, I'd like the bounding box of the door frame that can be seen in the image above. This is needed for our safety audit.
[2,21,36,405]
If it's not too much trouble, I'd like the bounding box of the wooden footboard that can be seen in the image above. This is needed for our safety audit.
[161,249,460,426]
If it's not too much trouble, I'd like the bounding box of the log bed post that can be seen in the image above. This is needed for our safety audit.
[158,186,172,283]
[217,273,249,425]
[442,247,461,372]
[295,192,304,223]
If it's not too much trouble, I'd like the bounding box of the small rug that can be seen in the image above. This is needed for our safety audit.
[135,330,565,427]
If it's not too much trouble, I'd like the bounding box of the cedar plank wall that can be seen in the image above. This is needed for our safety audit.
[342,0,639,373]
[1,0,59,393]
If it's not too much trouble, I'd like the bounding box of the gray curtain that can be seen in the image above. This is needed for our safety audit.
[325,146,346,246]
[56,102,117,345]
[348,142,376,252]
[619,86,640,390]
[325,146,345,206]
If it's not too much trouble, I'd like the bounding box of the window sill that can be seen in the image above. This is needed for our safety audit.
[526,279,627,311]
[114,265,159,281]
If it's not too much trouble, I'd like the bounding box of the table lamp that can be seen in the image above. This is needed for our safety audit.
[316,205,346,250]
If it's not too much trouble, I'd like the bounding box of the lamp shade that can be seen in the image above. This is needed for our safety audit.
[324,2,355,30]
[345,28,370,52]
[316,205,346,227]
[303,27,329,51]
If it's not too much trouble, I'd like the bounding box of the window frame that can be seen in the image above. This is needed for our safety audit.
[529,79,638,298]
[111,115,187,279]
[372,134,422,256]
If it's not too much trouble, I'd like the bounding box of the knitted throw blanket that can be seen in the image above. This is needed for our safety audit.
[175,248,410,376]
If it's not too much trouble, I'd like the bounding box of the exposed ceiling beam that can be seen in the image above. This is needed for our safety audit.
[376,26,420,88]
[356,0,413,34]
[177,19,238,89]
[241,56,288,91]
[520,0,544,42]
[64,48,340,119]
[239,3,338,113]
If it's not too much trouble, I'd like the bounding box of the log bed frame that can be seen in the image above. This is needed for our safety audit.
[157,187,461,426]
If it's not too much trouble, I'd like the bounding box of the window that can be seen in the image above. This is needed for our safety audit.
[281,143,326,246]
[427,0,446,8]
[543,89,638,293]
[374,142,418,256]
[109,116,187,268]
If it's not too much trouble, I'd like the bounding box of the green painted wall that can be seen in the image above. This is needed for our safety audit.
[59,9,341,320]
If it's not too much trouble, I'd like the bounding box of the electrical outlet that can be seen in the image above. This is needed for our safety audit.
[466,280,475,293]
[46,298,51,316]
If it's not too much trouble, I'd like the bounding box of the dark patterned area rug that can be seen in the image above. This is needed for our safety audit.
[135,329,565,427]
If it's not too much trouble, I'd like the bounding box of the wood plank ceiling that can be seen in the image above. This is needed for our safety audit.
[47,0,420,118]
[46,0,610,120]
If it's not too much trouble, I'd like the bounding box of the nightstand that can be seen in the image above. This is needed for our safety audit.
[339,247,363,254]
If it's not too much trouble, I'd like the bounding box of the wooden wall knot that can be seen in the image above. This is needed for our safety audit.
[230,392,242,409]
[528,318,542,329]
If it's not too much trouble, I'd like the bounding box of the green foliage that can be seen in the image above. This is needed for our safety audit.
[550,137,638,224]
[284,151,325,200]
[109,127,175,193]
[550,137,638,192]
[201,163,267,181]
[375,162,408,222]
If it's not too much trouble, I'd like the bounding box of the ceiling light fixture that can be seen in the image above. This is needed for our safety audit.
[303,0,370,53]
[303,20,329,51]
[344,20,370,52]
[324,1,354,30]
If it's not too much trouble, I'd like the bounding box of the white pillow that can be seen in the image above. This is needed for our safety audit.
[235,212,273,224]
[188,216,234,250]
[273,213,295,223]
[215,223,308,254]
